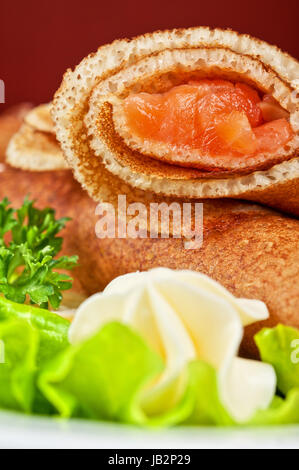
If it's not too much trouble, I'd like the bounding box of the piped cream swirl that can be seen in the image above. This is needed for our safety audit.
[69,268,276,423]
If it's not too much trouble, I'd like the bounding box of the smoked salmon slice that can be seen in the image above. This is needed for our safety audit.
[123,79,293,163]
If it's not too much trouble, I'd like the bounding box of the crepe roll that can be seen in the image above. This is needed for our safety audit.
[6,104,68,171]
[52,27,299,216]
[0,103,33,159]
[24,103,55,134]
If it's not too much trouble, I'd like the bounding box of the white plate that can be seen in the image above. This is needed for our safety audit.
[0,410,299,449]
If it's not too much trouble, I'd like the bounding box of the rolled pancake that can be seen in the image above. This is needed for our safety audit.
[6,104,68,171]
[52,27,299,216]
[2,107,299,358]
[24,103,54,134]
[0,103,33,158]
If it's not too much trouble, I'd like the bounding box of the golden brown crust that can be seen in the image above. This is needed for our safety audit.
[231,178,299,217]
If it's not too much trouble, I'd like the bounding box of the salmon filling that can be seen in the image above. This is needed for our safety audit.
[122,79,293,163]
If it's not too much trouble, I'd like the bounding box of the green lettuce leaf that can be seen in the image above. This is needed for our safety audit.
[38,322,164,423]
[0,320,38,412]
[184,361,235,426]
[255,324,299,395]
[0,296,69,364]
[0,297,70,414]
[250,389,299,425]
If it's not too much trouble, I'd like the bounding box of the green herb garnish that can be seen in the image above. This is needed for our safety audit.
[0,197,78,309]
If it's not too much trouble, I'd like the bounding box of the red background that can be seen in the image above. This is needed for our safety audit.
[1,0,298,110]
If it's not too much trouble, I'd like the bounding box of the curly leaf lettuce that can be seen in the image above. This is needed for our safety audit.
[0,297,70,414]
[255,324,299,394]
[184,361,235,426]
[38,322,164,423]
[0,320,38,412]
[250,389,299,425]
[245,324,299,426]
[0,297,69,364]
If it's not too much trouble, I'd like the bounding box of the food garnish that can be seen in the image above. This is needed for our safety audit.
[0,197,78,309]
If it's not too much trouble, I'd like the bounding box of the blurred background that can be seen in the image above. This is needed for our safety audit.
[1,0,298,110]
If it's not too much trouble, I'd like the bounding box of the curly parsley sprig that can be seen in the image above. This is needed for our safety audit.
[0,198,78,309]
